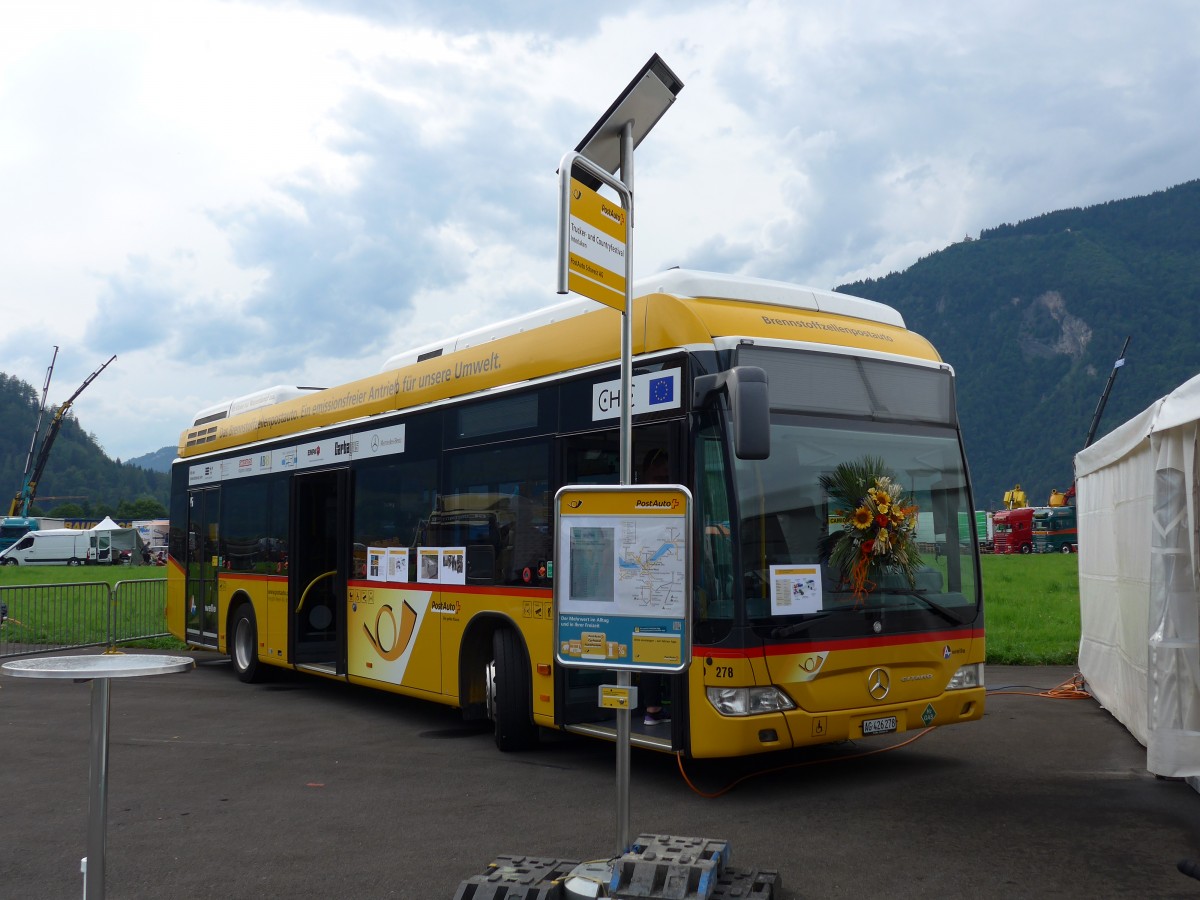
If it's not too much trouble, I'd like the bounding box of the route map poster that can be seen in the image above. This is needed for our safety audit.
[554,485,692,673]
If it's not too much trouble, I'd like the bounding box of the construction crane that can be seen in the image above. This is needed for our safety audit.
[8,353,117,518]
[15,347,59,511]
[1084,336,1131,450]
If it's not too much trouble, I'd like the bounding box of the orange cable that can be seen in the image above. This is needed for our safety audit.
[987,673,1091,700]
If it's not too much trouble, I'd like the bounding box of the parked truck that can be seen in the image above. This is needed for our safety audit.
[976,509,994,553]
[993,506,1035,554]
[1032,504,1077,553]
[0,516,67,552]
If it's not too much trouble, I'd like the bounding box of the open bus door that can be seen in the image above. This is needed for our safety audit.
[185,487,220,647]
[290,469,349,673]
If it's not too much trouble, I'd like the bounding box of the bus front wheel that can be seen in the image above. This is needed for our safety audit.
[230,604,263,684]
[486,628,538,751]
[1020,544,1032,554]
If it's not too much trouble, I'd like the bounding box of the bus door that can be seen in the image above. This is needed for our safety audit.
[290,468,349,672]
[556,425,683,746]
[185,487,220,648]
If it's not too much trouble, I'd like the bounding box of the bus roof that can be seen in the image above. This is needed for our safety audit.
[179,269,937,458]
[380,269,906,373]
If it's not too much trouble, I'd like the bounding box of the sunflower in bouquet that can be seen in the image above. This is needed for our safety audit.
[818,456,922,603]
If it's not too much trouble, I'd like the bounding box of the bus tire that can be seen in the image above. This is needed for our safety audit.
[1061,544,1072,554]
[230,603,263,684]
[1020,543,1032,554]
[488,628,538,751]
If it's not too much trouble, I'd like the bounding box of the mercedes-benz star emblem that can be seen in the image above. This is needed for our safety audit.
[867,667,891,701]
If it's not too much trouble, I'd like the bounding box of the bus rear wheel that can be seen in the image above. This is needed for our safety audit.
[486,628,538,751]
[1061,544,1073,554]
[1020,544,1032,554]
[231,604,263,683]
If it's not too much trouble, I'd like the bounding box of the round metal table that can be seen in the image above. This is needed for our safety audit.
[2,654,194,899]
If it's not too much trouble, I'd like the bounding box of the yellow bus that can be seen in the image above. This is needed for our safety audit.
[167,269,985,757]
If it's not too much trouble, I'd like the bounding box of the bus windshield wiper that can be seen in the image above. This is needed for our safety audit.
[880,588,965,626]
[771,613,832,638]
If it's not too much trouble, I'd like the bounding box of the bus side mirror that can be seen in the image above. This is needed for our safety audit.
[693,366,770,460]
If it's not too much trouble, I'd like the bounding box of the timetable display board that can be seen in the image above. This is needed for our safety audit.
[554,484,692,673]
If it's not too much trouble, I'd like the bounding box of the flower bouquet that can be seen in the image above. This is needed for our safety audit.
[818,456,922,604]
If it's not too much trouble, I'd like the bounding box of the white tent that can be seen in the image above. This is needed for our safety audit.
[1076,373,1200,785]
[91,516,144,562]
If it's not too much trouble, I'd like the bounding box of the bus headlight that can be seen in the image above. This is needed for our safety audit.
[946,663,984,690]
[706,686,796,716]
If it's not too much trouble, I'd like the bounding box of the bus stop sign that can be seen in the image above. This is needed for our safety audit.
[553,484,692,674]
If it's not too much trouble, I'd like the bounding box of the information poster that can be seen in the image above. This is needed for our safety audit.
[769,564,822,616]
[417,547,440,583]
[366,547,387,582]
[554,485,692,673]
[387,548,410,583]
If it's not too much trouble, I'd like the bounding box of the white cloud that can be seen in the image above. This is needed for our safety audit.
[1,0,1198,460]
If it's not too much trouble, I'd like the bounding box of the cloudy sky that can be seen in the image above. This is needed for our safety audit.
[2,0,1197,462]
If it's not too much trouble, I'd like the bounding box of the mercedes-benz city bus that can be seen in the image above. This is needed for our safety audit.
[167,269,984,758]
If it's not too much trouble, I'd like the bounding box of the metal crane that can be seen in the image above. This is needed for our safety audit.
[8,354,117,518]
[1083,336,1131,450]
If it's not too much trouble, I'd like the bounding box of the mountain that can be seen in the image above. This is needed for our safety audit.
[0,374,169,517]
[126,446,177,473]
[837,178,1200,510]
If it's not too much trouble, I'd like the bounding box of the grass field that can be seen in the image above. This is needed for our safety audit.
[981,552,1080,665]
[3,555,1082,664]
[0,563,184,650]
[0,563,167,588]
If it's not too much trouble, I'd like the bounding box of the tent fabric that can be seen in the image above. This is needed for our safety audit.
[1076,373,1200,783]
[89,518,144,558]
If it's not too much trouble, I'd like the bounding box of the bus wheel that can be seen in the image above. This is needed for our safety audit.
[487,628,539,751]
[1061,544,1073,554]
[231,604,263,684]
[1020,544,1032,554]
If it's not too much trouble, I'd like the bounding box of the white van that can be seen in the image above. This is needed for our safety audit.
[0,528,95,566]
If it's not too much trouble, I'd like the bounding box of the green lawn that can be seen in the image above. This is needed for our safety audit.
[0,562,167,588]
[981,552,1080,665]
[0,563,184,650]
[3,556,1082,664]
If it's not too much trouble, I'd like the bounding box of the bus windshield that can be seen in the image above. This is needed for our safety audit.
[697,415,980,642]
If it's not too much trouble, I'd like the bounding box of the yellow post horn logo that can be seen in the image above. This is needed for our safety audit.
[364,601,417,661]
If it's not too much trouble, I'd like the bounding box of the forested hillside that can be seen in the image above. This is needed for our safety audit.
[839,179,1200,509]
[0,374,168,517]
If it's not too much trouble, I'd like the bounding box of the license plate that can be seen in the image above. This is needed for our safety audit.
[862,715,898,736]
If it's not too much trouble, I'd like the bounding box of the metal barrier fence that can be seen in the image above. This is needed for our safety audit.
[0,579,170,659]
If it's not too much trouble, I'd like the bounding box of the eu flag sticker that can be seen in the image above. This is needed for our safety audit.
[648,376,674,405]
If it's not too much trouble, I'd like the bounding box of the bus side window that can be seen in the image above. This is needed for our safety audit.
[443,440,551,586]
[354,457,438,582]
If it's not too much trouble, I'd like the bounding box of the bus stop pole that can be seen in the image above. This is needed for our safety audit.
[615,119,634,856]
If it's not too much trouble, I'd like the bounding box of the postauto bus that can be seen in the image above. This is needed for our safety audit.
[167,269,984,757]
